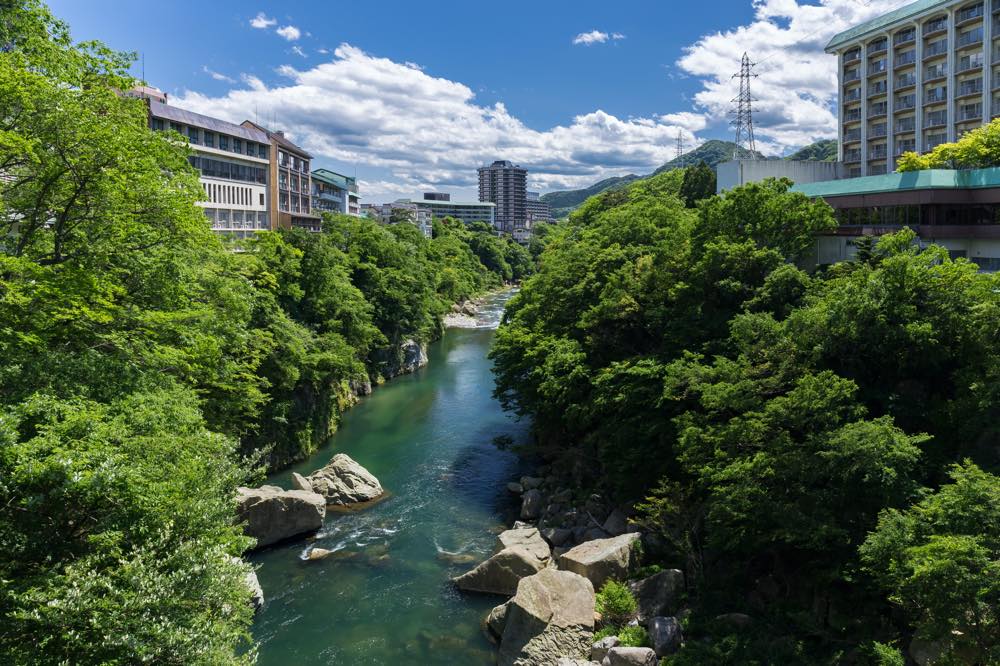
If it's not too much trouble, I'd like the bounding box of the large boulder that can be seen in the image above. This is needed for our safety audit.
[454,546,547,596]
[648,616,682,657]
[602,647,657,665]
[629,569,685,621]
[498,527,552,563]
[559,533,641,589]
[591,635,620,662]
[235,485,326,548]
[399,338,429,374]
[305,453,384,504]
[486,600,511,639]
[497,569,596,666]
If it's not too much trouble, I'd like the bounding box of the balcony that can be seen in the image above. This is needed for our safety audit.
[868,61,888,75]
[894,51,917,68]
[844,49,862,63]
[895,141,917,156]
[957,57,985,73]
[869,146,888,160]
[957,78,985,97]
[896,95,917,110]
[896,73,917,88]
[896,118,917,133]
[868,81,889,96]
[992,100,1000,116]
[868,104,889,118]
[925,89,948,104]
[957,105,983,121]
[867,39,888,56]
[957,3,984,24]
[845,129,862,142]
[925,112,948,127]
[869,164,889,175]
[925,64,948,80]
[925,134,947,149]
[923,18,948,36]
[924,40,948,59]
[894,29,916,46]
[957,27,984,48]
[845,88,863,101]
[869,124,888,138]
[844,108,863,122]
[845,70,862,83]
[844,149,862,162]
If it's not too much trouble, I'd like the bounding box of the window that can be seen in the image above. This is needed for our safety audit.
[279,193,288,211]
[260,193,265,206]
[187,126,199,144]
[152,118,164,131]
[258,144,268,159]
[219,135,229,151]
[170,122,182,133]
[234,138,242,154]
[204,131,215,148]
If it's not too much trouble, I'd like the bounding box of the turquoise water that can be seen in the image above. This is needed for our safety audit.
[249,293,529,665]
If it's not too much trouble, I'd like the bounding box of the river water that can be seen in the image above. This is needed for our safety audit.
[249,292,529,665]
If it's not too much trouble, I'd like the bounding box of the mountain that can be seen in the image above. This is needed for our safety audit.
[784,139,838,162]
[539,174,641,218]
[653,139,765,174]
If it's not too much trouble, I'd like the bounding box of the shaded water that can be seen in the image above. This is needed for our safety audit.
[250,292,528,665]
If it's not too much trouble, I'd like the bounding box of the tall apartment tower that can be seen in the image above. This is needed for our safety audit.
[828,0,998,178]
[478,160,527,233]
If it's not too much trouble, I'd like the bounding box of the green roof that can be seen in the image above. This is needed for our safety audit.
[826,0,948,51]
[312,168,357,192]
[791,166,1000,198]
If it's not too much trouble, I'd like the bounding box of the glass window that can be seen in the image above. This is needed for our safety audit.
[234,138,242,154]
[152,118,164,131]
[219,135,229,151]
[258,144,268,159]
[187,126,199,144]
[203,131,215,148]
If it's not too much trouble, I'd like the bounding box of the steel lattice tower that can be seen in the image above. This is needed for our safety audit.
[731,52,758,160]
[675,129,684,161]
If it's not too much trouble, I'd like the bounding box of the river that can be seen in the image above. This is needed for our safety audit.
[249,291,529,665]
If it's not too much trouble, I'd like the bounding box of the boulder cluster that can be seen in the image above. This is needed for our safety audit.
[455,472,688,665]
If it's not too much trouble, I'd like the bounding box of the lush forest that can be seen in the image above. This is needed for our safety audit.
[491,171,1000,663]
[0,3,530,663]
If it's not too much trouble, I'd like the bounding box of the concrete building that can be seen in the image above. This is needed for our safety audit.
[716,160,847,193]
[361,201,433,237]
[478,160,527,233]
[242,121,322,232]
[397,193,496,227]
[792,166,1000,270]
[147,100,271,237]
[311,169,360,220]
[827,0,1000,178]
[526,191,553,224]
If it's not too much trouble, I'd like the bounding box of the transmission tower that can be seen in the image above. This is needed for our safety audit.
[675,130,684,161]
[730,52,758,160]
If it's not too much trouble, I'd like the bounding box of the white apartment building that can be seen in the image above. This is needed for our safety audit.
[828,0,1000,177]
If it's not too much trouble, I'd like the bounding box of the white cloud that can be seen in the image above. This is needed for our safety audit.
[276,25,301,41]
[174,44,698,194]
[677,0,912,151]
[250,12,276,29]
[202,66,235,84]
[572,30,626,46]
[291,46,307,58]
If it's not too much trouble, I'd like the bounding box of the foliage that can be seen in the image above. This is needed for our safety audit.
[653,139,764,174]
[616,625,650,648]
[595,580,638,627]
[678,161,716,207]
[540,175,642,218]
[897,117,1000,171]
[492,166,1000,663]
[784,139,838,162]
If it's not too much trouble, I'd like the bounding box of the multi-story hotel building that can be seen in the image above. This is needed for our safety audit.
[828,0,1000,177]
[526,191,553,224]
[311,169,361,220]
[147,100,271,237]
[242,121,322,232]
[478,160,527,233]
[398,193,496,227]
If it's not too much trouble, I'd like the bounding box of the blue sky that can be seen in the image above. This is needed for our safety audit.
[47,0,909,201]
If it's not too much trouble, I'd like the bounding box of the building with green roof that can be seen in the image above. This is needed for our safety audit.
[311,168,361,219]
[827,0,998,178]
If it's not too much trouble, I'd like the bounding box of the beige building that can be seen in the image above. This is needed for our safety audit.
[242,121,322,232]
[828,0,1000,177]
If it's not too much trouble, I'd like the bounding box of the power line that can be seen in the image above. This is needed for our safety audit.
[731,52,758,159]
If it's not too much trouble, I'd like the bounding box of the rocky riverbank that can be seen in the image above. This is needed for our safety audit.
[454,469,689,665]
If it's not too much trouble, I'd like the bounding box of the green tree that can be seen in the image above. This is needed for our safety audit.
[897,117,1000,171]
[678,160,716,207]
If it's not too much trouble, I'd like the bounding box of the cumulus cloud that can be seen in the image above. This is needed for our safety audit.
[201,66,235,84]
[174,44,698,194]
[677,0,912,151]
[276,25,301,41]
[572,30,625,46]
[249,12,276,29]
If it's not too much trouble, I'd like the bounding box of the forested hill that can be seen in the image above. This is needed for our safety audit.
[542,138,835,217]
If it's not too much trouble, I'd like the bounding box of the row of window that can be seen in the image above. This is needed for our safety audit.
[277,171,308,193]
[203,208,270,229]
[201,182,264,208]
[278,150,310,173]
[278,192,311,214]
[188,156,267,185]
[152,118,269,159]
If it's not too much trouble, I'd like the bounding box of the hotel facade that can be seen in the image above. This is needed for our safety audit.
[828,0,1000,177]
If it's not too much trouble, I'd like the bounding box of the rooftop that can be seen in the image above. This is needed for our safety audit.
[826,0,948,52]
[312,168,358,192]
[241,120,313,158]
[403,198,495,208]
[792,166,1000,197]
[148,100,267,142]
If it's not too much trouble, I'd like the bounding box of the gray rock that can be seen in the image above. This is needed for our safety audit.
[498,527,552,563]
[306,453,384,504]
[557,660,599,666]
[591,635,620,662]
[559,533,641,588]
[602,647,657,666]
[602,509,629,537]
[290,472,312,493]
[235,485,326,549]
[629,569,685,621]
[520,476,544,490]
[714,612,752,629]
[498,569,595,666]
[648,616,682,657]
[454,546,547,596]
[540,527,573,547]
[349,378,372,396]
[513,520,533,529]
[521,489,543,520]
[246,568,264,612]
[399,338,429,374]
[307,547,333,561]
[486,600,511,639]
[507,482,524,494]
[583,527,610,542]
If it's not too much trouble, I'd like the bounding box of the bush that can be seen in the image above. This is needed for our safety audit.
[595,580,638,627]
[617,625,650,648]
[593,626,618,642]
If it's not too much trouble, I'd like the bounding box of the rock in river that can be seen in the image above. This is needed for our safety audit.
[454,528,551,596]
[236,485,326,549]
[306,453,384,505]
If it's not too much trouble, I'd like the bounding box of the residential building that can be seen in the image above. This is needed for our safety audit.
[396,193,496,227]
[361,201,433,237]
[791,166,1000,270]
[147,99,270,237]
[311,168,361,220]
[242,121,322,232]
[526,191,553,224]
[478,160,527,233]
[827,0,1000,177]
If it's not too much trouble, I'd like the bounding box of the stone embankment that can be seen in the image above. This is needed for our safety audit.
[455,469,690,665]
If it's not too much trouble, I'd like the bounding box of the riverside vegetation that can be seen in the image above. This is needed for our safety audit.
[491,168,1000,663]
[0,3,531,663]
